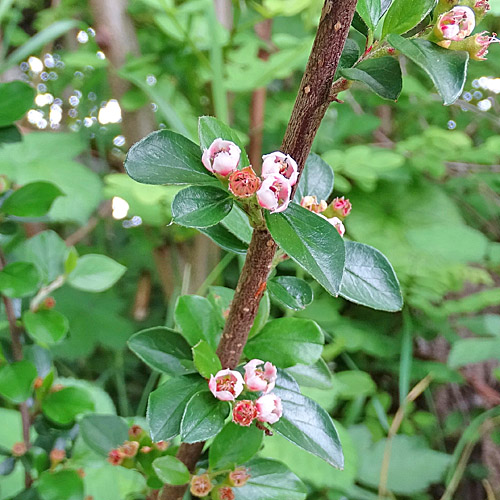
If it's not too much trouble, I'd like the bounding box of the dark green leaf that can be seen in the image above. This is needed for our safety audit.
[245,318,323,368]
[198,224,248,254]
[192,340,222,378]
[233,458,307,500]
[0,456,15,476]
[221,205,253,244]
[180,391,228,443]
[387,35,469,105]
[266,203,345,297]
[125,129,217,186]
[0,361,37,403]
[267,276,313,310]
[1,182,63,217]
[128,326,195,375]
[274,372,343,468]
[337,39,361,73]
[36,470,84,500]
[357,0,381,30]
[0,81,35,127]
[152,456,190,485]
[0,262,40,298]
[340,241,403,311]
[340,57,402,100]
[286,359,333,390]
[352,12,369,36]
[0,125,22,145]
[42,387,94,425]
[80,414,129,456]
[147,375,207,441]
[23,310,69,345]
[67,254,126,292]
[172,185,233,228]
[209,423,263,470]
[294,154,334,202]
[382,0,435,38]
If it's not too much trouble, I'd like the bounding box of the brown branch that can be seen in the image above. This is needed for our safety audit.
[160,2,357,498]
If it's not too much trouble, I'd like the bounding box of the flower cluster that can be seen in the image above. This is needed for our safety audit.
[190,467,250,499]
[300,195,352,237]
[202,139,298,214]
[209,359,283,427]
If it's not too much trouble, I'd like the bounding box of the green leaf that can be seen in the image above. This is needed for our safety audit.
[147,375,207,441]
[1,182,62,217]
[174,295,221,349]
[80,414,129,456]
[337,39,361,73]
[274,372,343,468]
[382,0,435,38]
[23,310,69,345]
[233,458,307,500]
[245,318,324,368]
[198,116,250,167]
[180,391,228,443]
[0,456,15,476]
[42,387,94,425]
[267,276,313,311]
[152,456,190,486]
[125,129,217,186]
[67,254,126,292]
[448,338,500,369]
[356,0,381,30]
[221,205,253,245]
[37,470,84,500]
[286,359,333,390]
[334,370,376,399]
[0,82,35,127]
[0,262,40,298]
[0,361,37,403]
[128,326,195,375]
[198,224,248,254]
[340,241,403,312]
[294,153,334,202]
[192,340,222,378]
[387,35,469,105]
[266,203,345,297]
[0,125,22,145]
[172,185,233,228]
[340,57,402,100]
[209,423,263,470]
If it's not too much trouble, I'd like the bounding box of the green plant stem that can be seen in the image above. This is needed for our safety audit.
[399,308,413,405]
[196,252,235,296]
[137,371,160,417]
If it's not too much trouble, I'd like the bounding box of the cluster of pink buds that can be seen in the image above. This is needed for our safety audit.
[208,359,283,427]
[300,195,352,237]
[190,467,250,499]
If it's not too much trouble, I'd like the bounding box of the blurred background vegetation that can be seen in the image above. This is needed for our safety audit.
[1,0,500,499]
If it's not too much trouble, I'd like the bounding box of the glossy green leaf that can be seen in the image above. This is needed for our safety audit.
[37,470,84,500]
[0,262,40,298]
[125,129,217,185]
[174,295,221,348]
[352,12,369,36]
[337,39,361,73]
[245,318,323,368]
[340,57,402,100]
[128,326,195,375]
[198,116,250,167]
[1,181,62,218]
[172,185,233,228]
[209,422,263,470]
[340,241,403,312]
[192,340,222,378]
[180,391,228,443]
[80,414,129,456]
[0,81,35,127]
[23,310,69,345]
[0,361,37,403]
[233,458,307,500]
[274,372,343,468]
[357,0,381,30]
[198,224,248,254]
[266,203,345,297]
[0,125,22,145]
[42,387,94,425]
[152,456,190,485]
[387,35,468,105]
[267,276,313,310]
[294,153,334,202]
[67,254,126,292]
[147,375,207,441]
[448,338,500,369]
[221,205,253,244]
[286,359,333,390]
[382,0,435,38]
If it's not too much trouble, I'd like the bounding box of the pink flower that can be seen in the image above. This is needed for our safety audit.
[244,359,277,394]
[262,151,298,186]
[228,166,261,198]
[232,400,258,426]
[436,6,475,41]
[328,216,345,237]
[256,173,291,213]
[209,369,244,401]
[471,31,499,60]
[190,474,213,497]
[202,138,241,176]
[228,467,251,487]
[255,393,282,424]
[300,195,327,214]
[331,196,352,218]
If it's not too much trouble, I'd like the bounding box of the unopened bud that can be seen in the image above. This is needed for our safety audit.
[446,31,499,60]
[12,442,27,457]
[128,424,144,440]
[119,441,139,458]
[228,166,261,198]
[214,486,235,500]
[34,377,44,389]
[154,440,168,451]
[140,446,152,454]
[107,449,123,466]
[50,448,66,464]
[330,196,352,218]
[190,474,213,497]
[300,196,327,214]
[228,467,250,487]
[43,297,56,309]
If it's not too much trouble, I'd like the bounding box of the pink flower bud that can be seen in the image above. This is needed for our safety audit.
[11,442,27,457]
[256,173,291,213]
[300,195,327,214]
[331,196,352,218]
[255,393,282,424]
[50,448,66,464]
[209,369,244,401]
[436,6,475,41]
[128,424,144,440]
[190,474,213,497]
[232,400,258,427]
[202,138,241,177]
[228,166,261,198]
[140,446,152,454]
[326,216,345,237]
[155,440,169,451]
[228,467,251,487]
[244,359,277,394]
[119,441,139,458]
[261,151,298,186]
[216,486,235,500]
[474,0,490,16]
[107,449,123,466]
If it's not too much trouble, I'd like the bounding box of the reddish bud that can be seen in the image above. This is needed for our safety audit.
[43,297,56,309]
[228,467,251,487]
[119,441,139,458]
[107,449,123,466]
[50,448,66,464]
[330,196,352,218]
[190,473,213,497]
[140,446,152,454]
[228,166,261,198]
[155,440,169,451]
[232,400,258,427]
[300,195,327,214]
[34,376,44,389]
[12,442,27,457]
[128,424,144,440]
[216,486,235,500]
